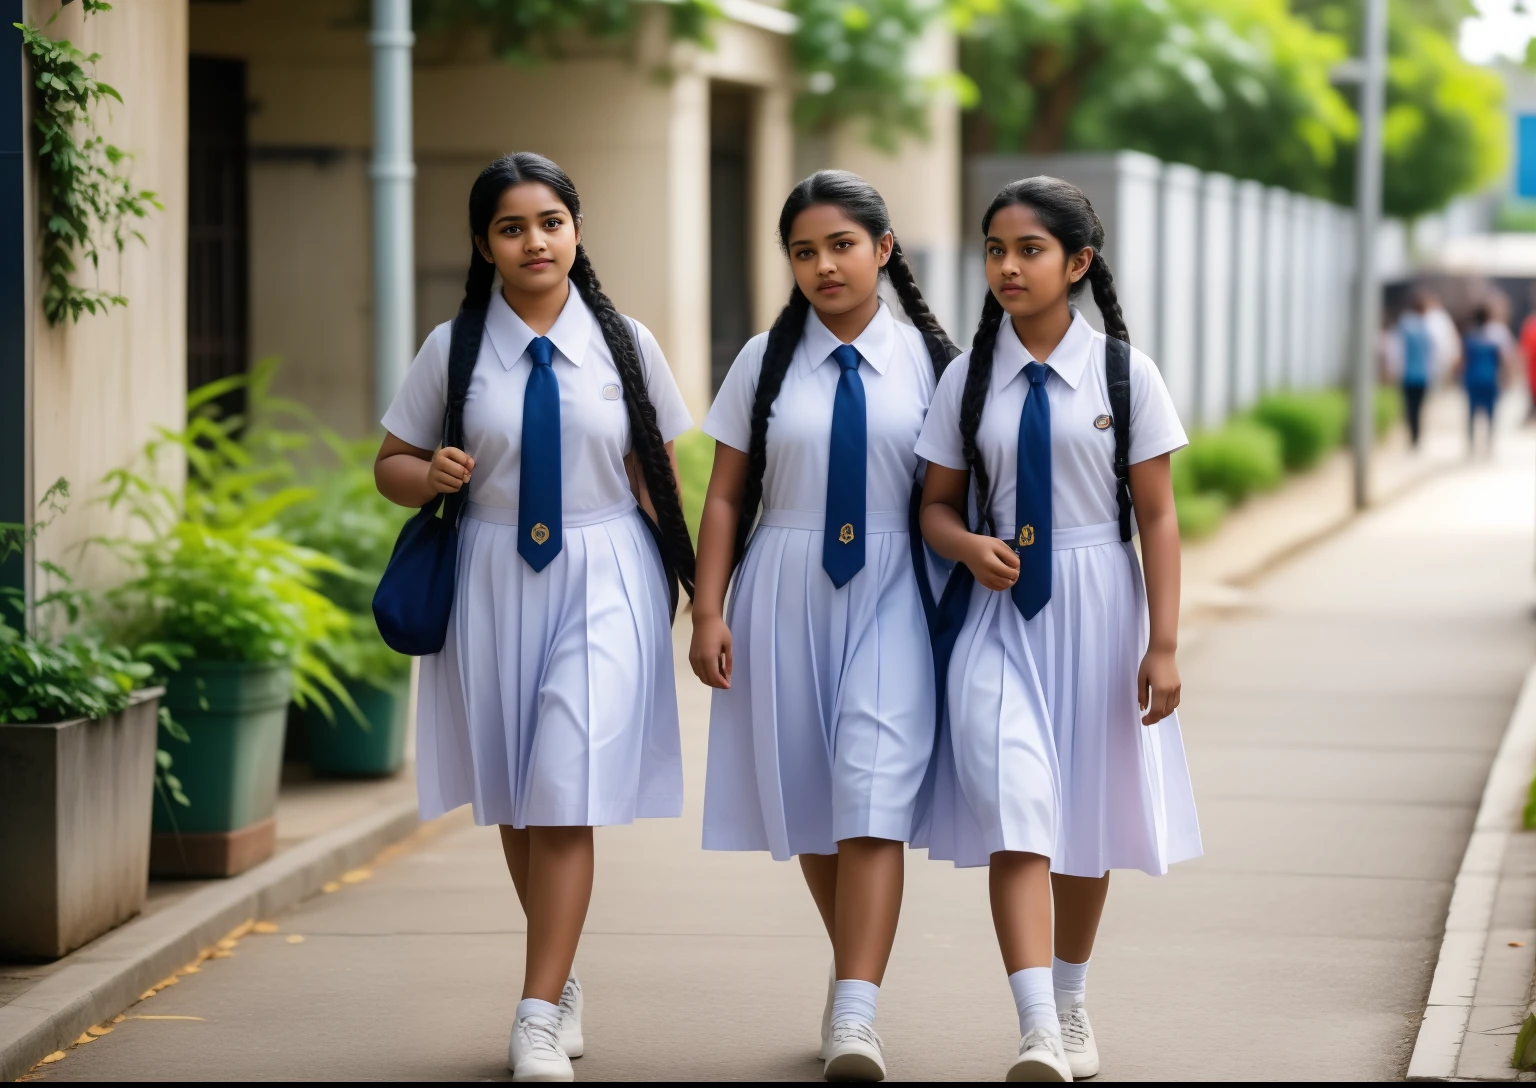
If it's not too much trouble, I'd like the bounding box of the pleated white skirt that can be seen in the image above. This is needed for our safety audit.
[414,504,683,828]
[702,510,937,859]
[916,522,1202,876]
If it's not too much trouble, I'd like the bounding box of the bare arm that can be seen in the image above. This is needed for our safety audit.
[623,443,681,524]
[687,443,748,688]
[374,432,475,508]
[1129,452,1180,725]
[918,463,1020,592]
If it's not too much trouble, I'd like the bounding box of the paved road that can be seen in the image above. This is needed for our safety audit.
[33,417,1536,1082]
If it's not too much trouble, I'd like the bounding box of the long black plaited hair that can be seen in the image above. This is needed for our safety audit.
[451,152,696,599]
[732,169,960,563]
[960,176,1129,535]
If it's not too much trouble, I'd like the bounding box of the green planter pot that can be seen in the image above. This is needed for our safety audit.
[305,677,409,777]
[151,659,292,877]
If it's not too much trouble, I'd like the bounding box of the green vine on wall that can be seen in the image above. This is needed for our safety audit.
[16,1,160,326]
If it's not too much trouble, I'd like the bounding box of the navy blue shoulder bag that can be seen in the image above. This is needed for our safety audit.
[372,311,479,657]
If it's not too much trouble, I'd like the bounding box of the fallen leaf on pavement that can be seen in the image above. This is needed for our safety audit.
[210,950,235,959]
[128,1015,206,1022]
[1511,940,1526,948]
[73,1033,95,1045]
[340,868,371,884]
[215,938,238,951]
[86,1025,112,1037]
[321,881,341,893]
[253,921,280,934]
[111,1015,125,1024]
[39,1052,65,1064]
[285,934,305,944]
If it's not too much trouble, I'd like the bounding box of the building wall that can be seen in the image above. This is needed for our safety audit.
[24,0,188,592]
[190,1,804,430]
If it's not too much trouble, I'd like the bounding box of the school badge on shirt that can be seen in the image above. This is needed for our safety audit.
[1094,414,1113,430]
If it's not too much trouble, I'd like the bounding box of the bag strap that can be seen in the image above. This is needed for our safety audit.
[435,308,481,523]
[1105,336,1132,542]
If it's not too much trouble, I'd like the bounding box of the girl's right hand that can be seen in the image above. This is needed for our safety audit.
[965,535,1021,591]
[429,447,475,493]
[689,613,733,689]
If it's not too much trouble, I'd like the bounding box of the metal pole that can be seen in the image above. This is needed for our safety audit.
[370,0,415,426]
[1351,0,1387,510]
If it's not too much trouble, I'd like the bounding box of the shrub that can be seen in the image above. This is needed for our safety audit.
[1182,419,1284,505]
[1251,389,1350,470]
[674,428,715,543]
[1170,450,1228,539]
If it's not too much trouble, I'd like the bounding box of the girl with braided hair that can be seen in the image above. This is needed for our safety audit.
[689,171,957,1081]
[913,177,1201,1081]
[375,153,695,1082]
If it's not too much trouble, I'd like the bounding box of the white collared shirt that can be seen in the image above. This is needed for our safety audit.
[704,301,938,517]
[381,283,693,518]
[915,307,1187,533]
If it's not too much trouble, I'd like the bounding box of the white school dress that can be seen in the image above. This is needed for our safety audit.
[381,286,692,828]
[701,302,938,859]
[913,308,1202,876]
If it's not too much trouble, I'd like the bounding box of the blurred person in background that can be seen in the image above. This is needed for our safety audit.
[1423,289,1463,381]
[1392,290,1435,448]
[1519,283,1536,421]
[1459,302,1516,455]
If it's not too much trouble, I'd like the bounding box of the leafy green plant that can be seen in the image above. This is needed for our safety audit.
[0,477,191,806]
[17,4,160,324]
[97,379,359,723]
[674,428,714,543]
[1251,388,1350,470]
[411,0,718,61]
[1182,419,1285,505]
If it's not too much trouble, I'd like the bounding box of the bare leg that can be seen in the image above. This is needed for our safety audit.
[521,826,594,1004]
[498,825,531,912]
[799,852,839,942]
[833,837,904,985]
[1051,872,1110,965]
[990,851,1054,974]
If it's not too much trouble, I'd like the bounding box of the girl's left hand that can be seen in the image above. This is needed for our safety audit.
[1137,649,1181,726]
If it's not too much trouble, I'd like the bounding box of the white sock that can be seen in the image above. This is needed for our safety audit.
[516,997,560,1023]
[830,978,879,1027]
[1008,967,1059,1038]
[1052,955,1089,1011]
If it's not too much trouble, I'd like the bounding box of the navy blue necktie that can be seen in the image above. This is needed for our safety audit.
[1012,362,1052,618]
[823,344,867,588]
[518,336,562,571]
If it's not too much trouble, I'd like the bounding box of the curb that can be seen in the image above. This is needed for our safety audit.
[1408,664,1536,1080]
[0,798,421,1081]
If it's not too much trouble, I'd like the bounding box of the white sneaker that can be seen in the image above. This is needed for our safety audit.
[1006,1028,1072,1082]
[558,975,584,1059]
[1058,1003,1098,1078]
[508,1012,573,1082]
[819,964,835,1059]
[823,1020,886,1082]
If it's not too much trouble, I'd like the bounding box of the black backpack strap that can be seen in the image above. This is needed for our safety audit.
[1105,336,1132,542]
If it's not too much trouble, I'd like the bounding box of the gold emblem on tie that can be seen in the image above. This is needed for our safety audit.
[1018,525,1035,547]
[839,523,855,545]
[530,523,550,545]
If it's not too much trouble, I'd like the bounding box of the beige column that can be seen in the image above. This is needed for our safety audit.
[666,69,712,420]
[750,87,795,332]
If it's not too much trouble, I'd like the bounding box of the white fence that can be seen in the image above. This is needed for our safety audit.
[962,153,1359,431]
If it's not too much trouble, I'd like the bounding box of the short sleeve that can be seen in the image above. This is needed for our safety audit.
[629,318,693,442]
[380,322,452,450]
[1127,349,1189,465]
[913,350,970,470]
[703,333,768,453]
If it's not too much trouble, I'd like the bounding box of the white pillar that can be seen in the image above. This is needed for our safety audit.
[371,0,415,425]
[1352,0,1388,508]
[1198,172,1235,428]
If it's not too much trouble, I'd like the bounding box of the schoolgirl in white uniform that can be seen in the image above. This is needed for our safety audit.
[689,171,957,1082]
[375,153,695,1083]
[914,177,1201,1081]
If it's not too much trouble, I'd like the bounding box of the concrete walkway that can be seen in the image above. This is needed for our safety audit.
[25,409,1536,1082]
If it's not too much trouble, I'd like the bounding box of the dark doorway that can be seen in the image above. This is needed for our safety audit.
[187,56,249,415]
[709,86,753,395]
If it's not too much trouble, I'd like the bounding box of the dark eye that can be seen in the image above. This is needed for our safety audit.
[504,224,522,236]
[795,248,814,260]
[1023,245,1042,256]
[988,245,1003,257]
[544,218,562,230]
[835,239,852,250]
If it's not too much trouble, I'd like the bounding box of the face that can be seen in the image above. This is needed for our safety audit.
[474,181,580,296]
[785,203,892,318]
[984,203,1093,321]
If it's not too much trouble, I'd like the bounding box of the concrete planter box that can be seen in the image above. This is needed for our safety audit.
[0,687,163,961]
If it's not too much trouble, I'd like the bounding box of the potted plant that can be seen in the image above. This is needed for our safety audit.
[0,481,181,959]
[103,382,355,877]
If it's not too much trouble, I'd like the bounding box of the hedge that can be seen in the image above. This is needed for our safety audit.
[1252,389,1350,470]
